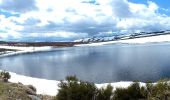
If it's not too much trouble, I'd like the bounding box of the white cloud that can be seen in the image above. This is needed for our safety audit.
[128,1,157,18]
[148,1,159,12]
[110,0,132,18]
[0,31,22,40]
[0,0,170,41]
[115,0,170,32]
[28,32,88,38]
[0,0,37,13]
[0,15,23,31]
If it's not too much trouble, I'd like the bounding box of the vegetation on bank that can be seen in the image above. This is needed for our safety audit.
[0,48,17,54]
[0,71,53,100]
[0,42,81,47]
[0,71,170,100]
[55,76,170,100]
[0,71,11,82]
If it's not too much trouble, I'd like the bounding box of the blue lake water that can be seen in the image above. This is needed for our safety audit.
[1,43,170,83]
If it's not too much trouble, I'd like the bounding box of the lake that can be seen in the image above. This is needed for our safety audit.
[1,42,170,83]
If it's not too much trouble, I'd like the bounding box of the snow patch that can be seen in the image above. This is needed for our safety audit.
[7,72,146,96]
[9,72,59,96]
[0,46,53,57]
[75,34,170,46]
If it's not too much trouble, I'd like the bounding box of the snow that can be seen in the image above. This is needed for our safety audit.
[0,46,52,51]
[7,71,146,96]
[96,82,146,91]
[75,34,170,46]
[0,46,53,57]
[9,72,59,96]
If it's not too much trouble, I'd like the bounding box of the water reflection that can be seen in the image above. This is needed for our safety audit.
[0,43,170,83]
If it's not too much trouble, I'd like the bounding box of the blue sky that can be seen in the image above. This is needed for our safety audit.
[129,0,170,15]
[0,0,170,42]
[0,10,20,17]
[130,0,170,8]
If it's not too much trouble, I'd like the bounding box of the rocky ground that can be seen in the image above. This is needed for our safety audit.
[0,80,54,100]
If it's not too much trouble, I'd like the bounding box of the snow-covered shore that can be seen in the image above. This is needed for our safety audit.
[9,72,59,96]
[0,46,53,57]
[8,72,146,96]
[75,34,170,46]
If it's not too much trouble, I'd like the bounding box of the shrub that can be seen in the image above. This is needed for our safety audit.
[0,71,11,82]
[146,81,170,99]
[96,84,113,100]
[56,76,170,100]
[56,76,97,100]
[113,88,129,100]
[113,82,146,100]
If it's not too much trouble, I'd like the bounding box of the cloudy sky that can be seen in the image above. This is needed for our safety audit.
[0,0,170,41]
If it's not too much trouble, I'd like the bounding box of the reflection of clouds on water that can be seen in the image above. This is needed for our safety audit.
[0,57,26,73]
[0,44,170,83]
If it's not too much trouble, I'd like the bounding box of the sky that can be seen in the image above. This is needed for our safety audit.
[0,0,170,42]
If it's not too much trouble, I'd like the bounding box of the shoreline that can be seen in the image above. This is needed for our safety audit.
[9,72,59,96]
[8,71,146,96]
[0,46,54,58]
[75,34,170,46]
